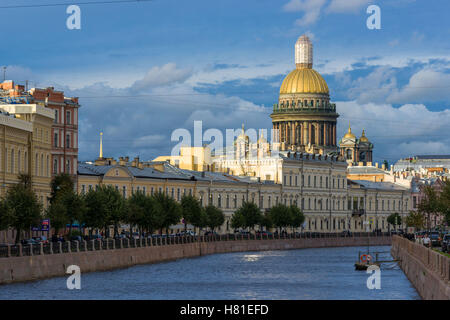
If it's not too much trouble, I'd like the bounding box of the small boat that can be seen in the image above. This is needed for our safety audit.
[354,262,380,271]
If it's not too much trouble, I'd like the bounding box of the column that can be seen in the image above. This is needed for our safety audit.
[315,123,319,145]
[333,124,336,146]
[308,123,312,145]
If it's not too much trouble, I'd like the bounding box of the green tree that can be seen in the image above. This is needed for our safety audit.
[83,187,110,236]
[260,210,273,231]
[127,192,162,235]
[405,211,425,230]
[46,198,68,236]
[387,212,402,230]
[50,173,74,203]
[289,205,305,232]
[438,180,450,226]
[418,185,440,230]
[152,192,182,235]
[180,195,203,233]
[60,190,86,236]
[0,200,11,232]
[5,175,42,243]
[268,204,291,233]
[231,201,262,231]
[204,205,225,232]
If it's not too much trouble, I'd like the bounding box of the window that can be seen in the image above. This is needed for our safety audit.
[66,134,70,148]
[35,153,38,175]
[122,186,126,198]
[54,133,58,147]
[41,154,44,176]
[54,110,58,123]
[18,151,21,173]
[81,185,85,194]
[54,159,58,174]
[66,159,70,174]
[10,149,14,173]
[66,111,71,124]
[46,155,49,176]
[218,194,222,207]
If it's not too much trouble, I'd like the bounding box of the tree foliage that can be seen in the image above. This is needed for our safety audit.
[405,211,425,229]
[204,205,225,231]
[5,177,42,243]
[231,201,262,230]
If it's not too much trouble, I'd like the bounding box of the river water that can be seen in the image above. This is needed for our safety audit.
[0,245,419,300]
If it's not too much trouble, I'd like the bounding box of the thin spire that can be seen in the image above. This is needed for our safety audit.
[99,132,103,158]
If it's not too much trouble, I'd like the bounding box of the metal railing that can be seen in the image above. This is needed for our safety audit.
[0,231,392,258]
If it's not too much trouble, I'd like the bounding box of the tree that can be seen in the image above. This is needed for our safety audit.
[204,205,225,232]
[180,195,202,232]
[268,204,291,233]
[46,198,68,236]
[387,212,402,230]
[405,211,425,230]
[438,180,450,226]
[152,192,182,235]
[83,187,109,236]
[127,192,162,235]
[50,173,74,203]
[289,205,305,231]
[418,185,440,230]
[60,190,86,236]
[100,185,125,237]
[231,201,262,231]
[5,175,42,243]
[260,210,273,231]
[0,200,11,232]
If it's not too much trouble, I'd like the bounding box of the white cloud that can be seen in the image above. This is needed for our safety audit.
[336,101,450,161]
[131,63,192,92]
[387,69,450,104]
[133,134,167,148]
[283,0,327,26]
[325,0,371,13]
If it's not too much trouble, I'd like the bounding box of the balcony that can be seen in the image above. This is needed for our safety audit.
[352,209,365,217]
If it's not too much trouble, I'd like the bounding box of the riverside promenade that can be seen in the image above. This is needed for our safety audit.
[0,233,391,285]
[391,235,450,300]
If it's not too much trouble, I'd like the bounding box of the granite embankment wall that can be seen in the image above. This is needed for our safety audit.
[0,236,391,285]
[391,236,450,300]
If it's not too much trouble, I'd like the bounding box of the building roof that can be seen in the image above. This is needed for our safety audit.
[348,166,386,175]
[349,179,408,191]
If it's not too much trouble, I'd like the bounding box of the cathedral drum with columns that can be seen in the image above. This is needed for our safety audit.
[271,35,338,155]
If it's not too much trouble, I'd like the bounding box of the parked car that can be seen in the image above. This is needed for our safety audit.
[204,231,219,236]
[429,232,441,247]
[256,230,273,237]
[21,238,40,245]
[341,230,352,237]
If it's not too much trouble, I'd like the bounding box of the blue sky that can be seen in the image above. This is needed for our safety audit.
[1,0,449,164]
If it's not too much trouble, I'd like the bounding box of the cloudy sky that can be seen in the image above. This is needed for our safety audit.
[0,0,449,164]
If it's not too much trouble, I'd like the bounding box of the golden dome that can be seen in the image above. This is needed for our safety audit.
[344,123,356,139]
[359,129,369,142]
[279,68,329,95]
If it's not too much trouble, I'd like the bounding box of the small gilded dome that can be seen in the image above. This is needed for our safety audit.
[359,129,369,142]
[344,124,356,139]
[279,68,329,95]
